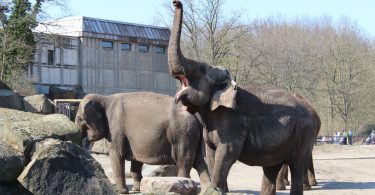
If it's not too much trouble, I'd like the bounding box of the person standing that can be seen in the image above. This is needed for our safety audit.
[348,129,353,145]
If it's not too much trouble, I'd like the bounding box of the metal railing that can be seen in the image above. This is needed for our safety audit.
[53,99,82,121]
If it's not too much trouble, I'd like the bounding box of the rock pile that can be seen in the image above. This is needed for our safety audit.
[0,108,116,194]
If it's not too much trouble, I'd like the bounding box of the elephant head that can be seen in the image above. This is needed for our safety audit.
[75,94,109,143]
[168,0,237,113]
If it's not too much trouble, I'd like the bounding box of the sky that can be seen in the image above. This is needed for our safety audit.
[46,0,375,37]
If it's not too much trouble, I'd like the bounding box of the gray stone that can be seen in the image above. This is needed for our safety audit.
[140,177,198,195]
[91,138,109,154]
[202,186,226,195]
[17,139,116,195]
[0,89,23,110]
[0,108,81,159]
[0,141,25,182]
[23,94,53,114]
[0,181,32,195]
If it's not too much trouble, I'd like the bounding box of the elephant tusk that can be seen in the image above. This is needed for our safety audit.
[175,85,189,104]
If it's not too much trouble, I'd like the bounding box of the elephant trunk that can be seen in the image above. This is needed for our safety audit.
[168,0,185,76]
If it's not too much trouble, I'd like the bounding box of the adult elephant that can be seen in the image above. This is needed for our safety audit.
[168,1,321,195]
[276,92,319,191]
[75,92,211,194]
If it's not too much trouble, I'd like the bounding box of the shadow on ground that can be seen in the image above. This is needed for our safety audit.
[320,181,375,190]
[229,190,289,195]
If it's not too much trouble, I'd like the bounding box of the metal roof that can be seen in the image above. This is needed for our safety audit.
[34,16,170,42]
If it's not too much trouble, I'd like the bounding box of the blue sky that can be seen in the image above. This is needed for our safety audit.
[48,0,375,37]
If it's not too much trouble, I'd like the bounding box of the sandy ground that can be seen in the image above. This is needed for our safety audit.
[93,144,375,194]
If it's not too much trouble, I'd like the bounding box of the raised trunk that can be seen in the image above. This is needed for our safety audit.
[168,0,185,76]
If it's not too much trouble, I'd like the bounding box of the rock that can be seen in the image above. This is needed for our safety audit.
[140,177,198,195]
[91,139,109,154]
[23,94,53,114]
[0,108,81,159]
[146,165,178,177]
[0,89,23,110]
[202,186,226,195]
[17,139,116,195]
[0,141,25,182]
[0,181,32,195]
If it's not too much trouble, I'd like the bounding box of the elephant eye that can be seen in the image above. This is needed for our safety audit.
[215,81,228,91]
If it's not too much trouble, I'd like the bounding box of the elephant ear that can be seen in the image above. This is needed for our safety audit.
[210,80,237,111]
[83,101,102,120]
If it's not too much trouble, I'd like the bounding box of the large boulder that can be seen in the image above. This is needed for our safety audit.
[140,177,198,195]
[0,89,23,110]
[0,140,25,182]
[17,139,116,195]
[0,108,81,159]
[0,181,32,195]
[23,94,53,114]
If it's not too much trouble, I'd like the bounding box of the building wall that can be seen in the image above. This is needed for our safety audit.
[31,34,176,96]
[31,35,80,94]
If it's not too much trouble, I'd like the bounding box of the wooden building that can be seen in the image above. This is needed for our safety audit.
[31,16,175,96]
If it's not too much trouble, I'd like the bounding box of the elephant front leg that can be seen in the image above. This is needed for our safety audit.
[130,161,143,191]
[109,149,128,194]
[261,163,283,195]
[211,144,240,192]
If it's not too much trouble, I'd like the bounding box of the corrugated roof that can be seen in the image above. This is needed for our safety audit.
[34,16,170,42]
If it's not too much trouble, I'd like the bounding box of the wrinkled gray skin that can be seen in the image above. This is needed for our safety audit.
[276,93,319,191]
[75,92,211,194]
[276,158,318,191]
[168,1,321,195]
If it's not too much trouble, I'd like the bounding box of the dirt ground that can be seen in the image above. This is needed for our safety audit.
[93,144,375,194]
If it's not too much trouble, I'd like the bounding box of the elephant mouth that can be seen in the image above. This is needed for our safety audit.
[175,75,199,114]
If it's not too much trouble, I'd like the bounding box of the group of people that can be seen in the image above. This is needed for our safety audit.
[363,130,375,145]
[332,129,353,145]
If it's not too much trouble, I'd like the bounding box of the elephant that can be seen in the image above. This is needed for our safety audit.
[75,92,211,194]
[276,92,319,191]
[167,1,321,195]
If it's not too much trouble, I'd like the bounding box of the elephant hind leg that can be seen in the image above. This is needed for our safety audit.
[130,161,143,191]
[289,162,305,195]
[308,155,318,186]
[261,163,283,195]
[276,164,288,190]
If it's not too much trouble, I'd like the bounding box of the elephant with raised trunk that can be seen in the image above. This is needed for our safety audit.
[75,92,211,194]
[168,1,321,195]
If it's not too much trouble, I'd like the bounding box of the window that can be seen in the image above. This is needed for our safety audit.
[62,38,72,48]
[121,43,132,50]
[138,44,148,52]
[102,41,113,49]
[155,46,166,53]
[48,50,54,65]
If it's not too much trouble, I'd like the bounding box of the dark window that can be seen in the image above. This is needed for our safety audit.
[48,50,54,65]
[62,38,72,48]
[138,44,148,53]
[121,43,132,50]
[155,46,166,53]
[102,41,113,49]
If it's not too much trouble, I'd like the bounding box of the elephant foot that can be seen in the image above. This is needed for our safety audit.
[276,183,286,191]
[303,184,312,191]
[118,187,129,194]
[283,179,290,186]
[309,179,318,186]
[132,181,141,191]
